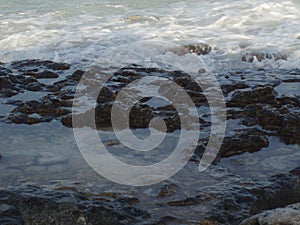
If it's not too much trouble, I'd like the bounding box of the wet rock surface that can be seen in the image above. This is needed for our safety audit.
[0,59,299,224]
[241,51,288,62]
[241,202,300,225]
[171,43,212,56]
[0,185,149,225]
[0,167,298,225]
[0,59,299,158]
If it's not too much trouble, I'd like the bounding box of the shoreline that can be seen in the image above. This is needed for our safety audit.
[0,58,299,224]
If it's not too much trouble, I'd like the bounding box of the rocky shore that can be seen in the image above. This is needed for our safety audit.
[0,57,299,224]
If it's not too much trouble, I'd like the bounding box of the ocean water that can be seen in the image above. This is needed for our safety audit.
[0,2,299,220]
[0,0,299,71]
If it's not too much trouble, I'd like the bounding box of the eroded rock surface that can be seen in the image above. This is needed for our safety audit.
[241,203,300,225]
[0,59,299,224]
[0,186,149,225]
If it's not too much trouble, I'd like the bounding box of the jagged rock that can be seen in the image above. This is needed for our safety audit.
[241,203,300,225]
[0,186,149,225]
[164,167,300,224]
[220,128,269,157]
[227,86,276,107]
[243,104,300,143]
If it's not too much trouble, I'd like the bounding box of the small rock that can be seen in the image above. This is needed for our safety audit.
[45,62,70,70]
[171,43,212,55]
[241,51,287,62]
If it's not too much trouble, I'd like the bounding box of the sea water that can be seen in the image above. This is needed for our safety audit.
[0,0,299,71]
[0,0,299,185]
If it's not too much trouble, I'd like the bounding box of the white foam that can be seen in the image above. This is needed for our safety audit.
[0,0,299,70]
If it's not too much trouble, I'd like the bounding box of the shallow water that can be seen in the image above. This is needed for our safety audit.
[0,1,299,223]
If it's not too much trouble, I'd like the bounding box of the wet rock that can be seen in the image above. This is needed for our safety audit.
[171,43,212,55]
[242,104,300,143]
[24,70,59,79]
[11,59,70,71]
[163,167,300,224]
[227,86,276,107]
[221,83,249,95]
[8,114,50,125]
[0,66,12,76]
[12,96,71,118]
[66,70,85,81]
[220,128,269,157]
[25,82,44,91]
[241,51,287,62]
[241,203,300,225]
[0,186,149,225]
[0,76,18,97]
[0,88,18,97]
[44,61,70,70]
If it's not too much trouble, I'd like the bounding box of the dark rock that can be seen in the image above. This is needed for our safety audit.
[45,62,70,70]
[12,96,71,118]
[66,70,85,81]
[220,128,269,157]
[11,59,70,71]
[243,104,300,143]
[0,77,14,90]
[0,186,149,225]
[227,86,276,107]
[0,66,12,76]
[8,114,51,125]
[28,70,59,79]
[164,167,300,224]
[0,88,19,98]
[221,83,249,95]
[25,82,43,91]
